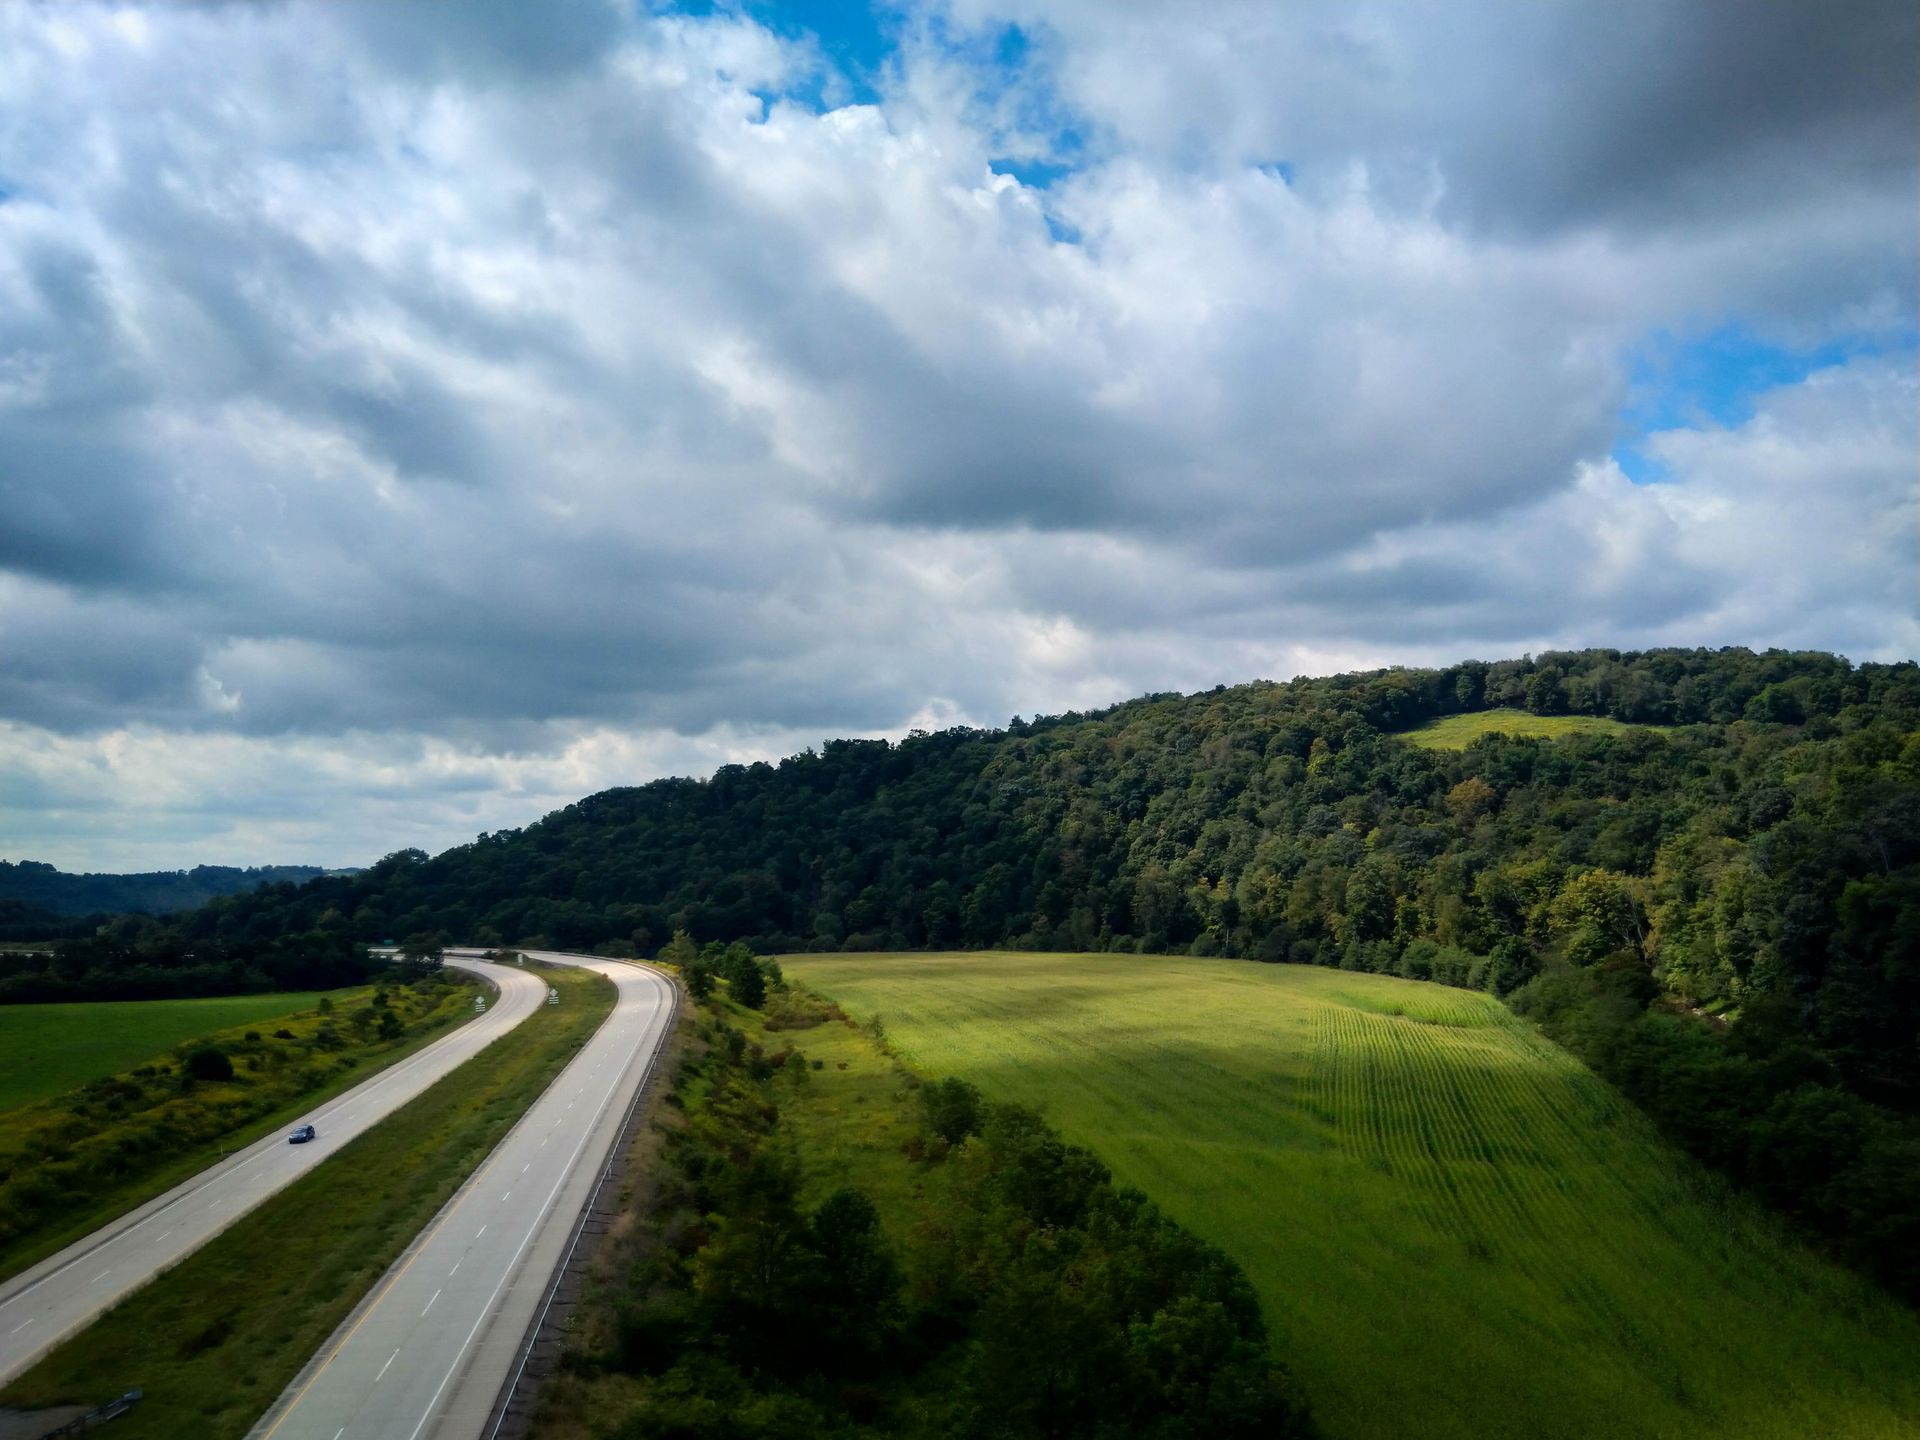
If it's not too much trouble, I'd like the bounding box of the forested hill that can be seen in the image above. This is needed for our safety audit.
[79,647,1920,1295]
[0,860,337,920]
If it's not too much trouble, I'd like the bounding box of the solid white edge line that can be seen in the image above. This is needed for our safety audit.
[482,966,676,1440]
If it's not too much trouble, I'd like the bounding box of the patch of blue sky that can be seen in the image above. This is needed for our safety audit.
[934,16,1090,189]
[666,0,892,108]
[1612,320,1917,483]
[991,156,1074,189]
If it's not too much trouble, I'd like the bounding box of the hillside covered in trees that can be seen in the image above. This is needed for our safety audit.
[37,647,1920,1298]
[0,861,338,922]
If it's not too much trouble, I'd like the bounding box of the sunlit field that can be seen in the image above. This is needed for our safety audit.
[785,951,1920,1440]
[1399,708,1675,749]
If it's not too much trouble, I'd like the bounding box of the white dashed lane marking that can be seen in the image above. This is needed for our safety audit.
[376,1348,400,1382]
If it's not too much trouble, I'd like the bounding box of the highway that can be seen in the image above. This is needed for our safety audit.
[250,953,676,1440]
[0,955,549,1388]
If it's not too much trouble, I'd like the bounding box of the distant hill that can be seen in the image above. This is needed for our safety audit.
[0,860,344,920]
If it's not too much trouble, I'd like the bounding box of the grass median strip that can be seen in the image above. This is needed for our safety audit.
[0,962,616,1440]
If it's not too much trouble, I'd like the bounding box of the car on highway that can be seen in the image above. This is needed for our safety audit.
[288,1124,317,1144]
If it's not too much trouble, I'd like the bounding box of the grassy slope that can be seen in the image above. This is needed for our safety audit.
[0,994,339,1112]
[0,963,616,1440]
[784,952,1920,1440]
[1399,708,1673,749]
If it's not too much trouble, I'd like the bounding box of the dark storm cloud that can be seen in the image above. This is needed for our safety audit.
[1427,0,1920,235]
[0,587,207,729]
[0,428,173,588]
[346,0,627,83]
[982,0,1918,240]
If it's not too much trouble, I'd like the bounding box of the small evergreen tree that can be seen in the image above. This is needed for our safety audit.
[724,950,766,1009]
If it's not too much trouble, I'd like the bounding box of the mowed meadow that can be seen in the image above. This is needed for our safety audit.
[1398,707,1674,749]
[783,952,1920,1440]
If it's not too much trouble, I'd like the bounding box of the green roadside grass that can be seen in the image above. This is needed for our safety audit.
[0,963,616,1440]
[0,994,348,1112]
[1398,708,1674,749]
[784,951,1920,1440]
[0,980,474,1284]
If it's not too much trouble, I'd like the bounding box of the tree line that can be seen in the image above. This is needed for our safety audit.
[0,860,335,918]
[0,920,383,1003]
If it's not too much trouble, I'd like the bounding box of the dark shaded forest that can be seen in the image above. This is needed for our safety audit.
[0,927,382,1003]
[25,646,1920,1299]
[0,861,338,920]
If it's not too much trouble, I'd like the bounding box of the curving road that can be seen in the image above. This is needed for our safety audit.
[250,953,676,1440]
[0,955,549,1388]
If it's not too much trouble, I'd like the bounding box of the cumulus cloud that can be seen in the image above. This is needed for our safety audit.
[0,0,1911,868]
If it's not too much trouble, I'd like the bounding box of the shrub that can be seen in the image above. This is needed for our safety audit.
[922,1076,984,1146]
[184,1048,235,1083]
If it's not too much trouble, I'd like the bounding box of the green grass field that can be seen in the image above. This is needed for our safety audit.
[783,952,1920,1440]
[0,993,340,1112]
[1400,708,1672,749]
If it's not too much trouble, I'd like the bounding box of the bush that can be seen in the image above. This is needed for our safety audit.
[922,1076,984,1146]
[184,1048,235,1083]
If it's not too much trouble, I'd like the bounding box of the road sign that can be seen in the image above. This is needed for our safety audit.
[475,995,487,1012]
[546,987,559,1006]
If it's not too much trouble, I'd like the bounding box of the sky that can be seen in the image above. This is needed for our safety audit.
[0,0,1915,872]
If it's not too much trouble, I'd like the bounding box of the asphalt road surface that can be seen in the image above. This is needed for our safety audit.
[249,953,676,1440]
[0,955,549,1388]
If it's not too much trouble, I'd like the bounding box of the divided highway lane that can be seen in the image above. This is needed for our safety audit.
[252,954,676,1440]
[0,956,549,1388]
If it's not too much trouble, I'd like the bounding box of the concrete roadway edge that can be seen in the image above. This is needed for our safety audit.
[477,960,683,1440]
[243,956,682,1440]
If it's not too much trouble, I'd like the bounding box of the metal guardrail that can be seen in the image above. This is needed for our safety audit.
[36,1390,143,1440]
